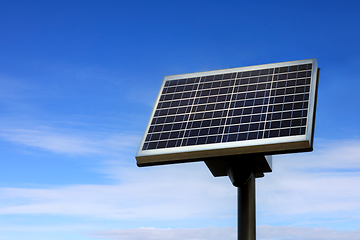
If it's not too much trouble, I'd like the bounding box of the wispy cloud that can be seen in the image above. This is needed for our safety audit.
[89,226,360,240]
[0,139,359,231]
[257,139,360,221]
[90,227,236,240]
[0,162,235,220]
[0,127,141,156]
[258,225,360,240]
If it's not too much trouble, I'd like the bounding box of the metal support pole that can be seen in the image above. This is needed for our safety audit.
[238,172,255,240]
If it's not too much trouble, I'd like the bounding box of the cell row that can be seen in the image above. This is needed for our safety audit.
[160,91,197,101]
[184,110,307,130]
[161,76,311,98]
[235,75,272,85]
[268,101,309,113]
[226,111,307,126]
[198,79,235,89]
[181,70,309,92]
[270,86,310,97]
[232,90,270,100]
[146,130,186,142]
[159,87,309,111]
[189,110,228,121]
[159,99,229,112]
[148,122,187,133]
[156,98,194,109]
[268,90,310,104]
[143,135,223,150]
[143,138,183,150]
[154,106,191,117]
[225,114,267,126]
[225,117,307,134]
[163,64,312,88]
[155,107,226,119]
[181,135,223,146]
[222,126,306,143]
[149,109,307,135]
[162,83,198,94]
[223,118,306,134]
[191,101,231,112]
[275,64,312,74]
[272,78,311,89]
[195,86,234,97]
[151,114,190,125]
[267,109,308,120]
[200,72,238,82]
[162,79,237,95]
[186,118,226,129]
[230,98,269,108]
[233,83,272,93]
[148,124,226,135]
[273,70,311,81]
[156,92,309,114]
[234,84,310,99]
[227,100,308,118]
[198,75,271,90]
[224,122,265,133]
[155,102,307,124]
[222,131,263,142]
[265,118,306,129]
[154,101,307,123]
[193,94,232,105]
[264,127,306,138]
[228,106,268,116]
[184,73,271,90]
[165,77,200,87]
[164,72,237,87]
[184,126,225,138]
[143,124,307,150]
[232,68,274,78]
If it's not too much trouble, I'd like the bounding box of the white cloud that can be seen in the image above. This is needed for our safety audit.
[0,223,94,232]
[0,162,235,220]
[257,225,360,240]
[0,139,359,231]
[0,127,140,156]
[89,226,360,240]
[257,139,360,220]
[90,227,236,240]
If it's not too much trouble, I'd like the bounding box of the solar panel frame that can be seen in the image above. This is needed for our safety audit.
[136,59,319,167]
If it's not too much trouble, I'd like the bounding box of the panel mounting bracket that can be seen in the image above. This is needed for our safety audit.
[204,154,272,184]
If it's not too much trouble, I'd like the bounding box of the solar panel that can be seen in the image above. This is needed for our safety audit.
[136,59,319,167]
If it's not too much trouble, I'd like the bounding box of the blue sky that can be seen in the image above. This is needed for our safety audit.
[0,0,359,239]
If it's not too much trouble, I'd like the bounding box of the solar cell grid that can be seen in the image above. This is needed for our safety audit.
[139,60,317,161]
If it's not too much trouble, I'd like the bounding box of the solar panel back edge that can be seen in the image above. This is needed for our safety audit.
[136,59,318,166]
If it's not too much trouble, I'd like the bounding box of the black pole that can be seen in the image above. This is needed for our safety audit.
[237,172,255,240]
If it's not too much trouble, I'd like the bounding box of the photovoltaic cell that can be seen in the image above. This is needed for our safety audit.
[136,59,319,166]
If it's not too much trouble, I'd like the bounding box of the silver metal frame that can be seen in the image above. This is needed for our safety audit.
[136,59,318,166]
